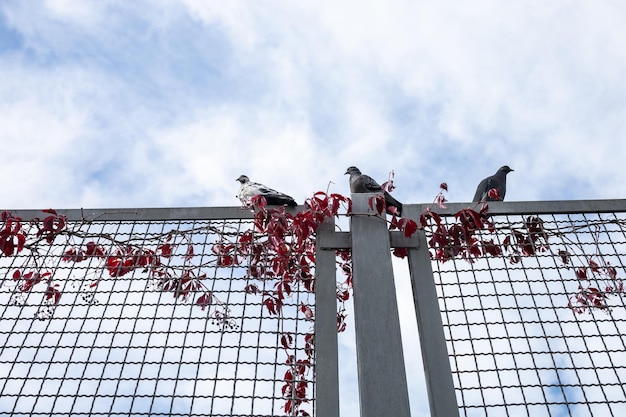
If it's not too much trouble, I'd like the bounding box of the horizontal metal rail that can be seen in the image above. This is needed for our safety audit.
[4,199,626,222]
[1,206,301,222]
[414,199,626,216]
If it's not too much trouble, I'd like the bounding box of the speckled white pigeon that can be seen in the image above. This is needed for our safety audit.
[236,175,297,207]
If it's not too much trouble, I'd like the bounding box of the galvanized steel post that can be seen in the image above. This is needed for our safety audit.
[404,204,460,417]
[315,217,341,417]
[350,193,411,417]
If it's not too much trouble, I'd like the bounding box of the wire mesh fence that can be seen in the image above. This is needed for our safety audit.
[426,207,626,417]
[0,209,316,417]
[2,202,626,417]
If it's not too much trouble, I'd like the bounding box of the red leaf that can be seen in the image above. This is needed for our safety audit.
[389,215,401,231]
[218,255,234,267]
[469,244,482,258]
[300,302,314,320]
[420,208,441,227]
[387,205,400,216]
[368,195,386,215]
[196,292,212,310]
[251,195,268,209]
[16,234,26,252]
[1,238,15,256]
[587,287,603,296]
[264,298,277,315]
[245,284,259,294]
[607,266,617,280]
[45,285,62,305]
[403,219,418,238]
[487,188,502,200]
[455,208,483,231]
[62,247,84,262]
[509,254,521,264]
[85,242,105,257]
[284,369,294,382]
[336,290,350,301]
[184,244,194,261]
[281,333,293,349]
[393,248,409,258]
[284,399,293,413]
[502,235,511,251]
[428,224,449,249]
[239,230,253,243]
[337,311,347,332]
[158,243,173,258]
[482,239,502,256]
[558,250,570,265]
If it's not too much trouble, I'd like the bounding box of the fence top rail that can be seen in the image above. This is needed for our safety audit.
[412,198,626,217]
[1,205,305,222]
[3,199,625,222]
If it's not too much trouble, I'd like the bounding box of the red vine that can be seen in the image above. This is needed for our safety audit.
[2,182,623,414]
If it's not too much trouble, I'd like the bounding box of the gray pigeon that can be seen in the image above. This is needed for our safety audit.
[236,175,297,207]
[472,165,514,202]
[344,166,403,215]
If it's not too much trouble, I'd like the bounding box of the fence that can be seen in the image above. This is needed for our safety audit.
[416,200,626,417]
[0,207,315,417]
[1,198,626,416]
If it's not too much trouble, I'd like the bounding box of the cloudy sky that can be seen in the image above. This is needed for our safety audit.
[2,1,626,416]
[1,0,625,210]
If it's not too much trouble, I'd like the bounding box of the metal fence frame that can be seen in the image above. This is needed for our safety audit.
[1,206,316,417]
[2,198,626,416]
[315,197,626,417]
[409,199,626,417]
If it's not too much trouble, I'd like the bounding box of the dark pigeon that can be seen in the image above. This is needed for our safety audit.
[236,175,297,207]
[344,166,403,215]
[472,165,514,202]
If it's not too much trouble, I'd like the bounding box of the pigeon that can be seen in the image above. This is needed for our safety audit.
[344,166,403,215]
[236,175,297,207]
[472,165,514,202]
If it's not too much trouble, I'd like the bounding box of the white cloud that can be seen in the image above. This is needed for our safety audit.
[1,3,626,414]
[4,0,621,206]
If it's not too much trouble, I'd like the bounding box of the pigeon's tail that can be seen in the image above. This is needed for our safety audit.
[472,188,485,203]
[384,191,403,216]
[473,178,505,202]
[264,195,298,207]
[474,189,502,202]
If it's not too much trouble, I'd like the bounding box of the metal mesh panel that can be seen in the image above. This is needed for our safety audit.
[0,213,315,417]
[430,210,626,417]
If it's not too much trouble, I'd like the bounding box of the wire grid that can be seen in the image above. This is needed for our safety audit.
[0,216,315,417]
[430,211,626,417]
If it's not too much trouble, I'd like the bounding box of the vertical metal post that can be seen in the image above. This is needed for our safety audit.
[350,193,411,417]
[315,217,340,417]
[404,205,460,417]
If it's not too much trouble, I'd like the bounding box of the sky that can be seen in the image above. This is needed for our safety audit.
[2,1,626,416]
[1,0,625,210]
